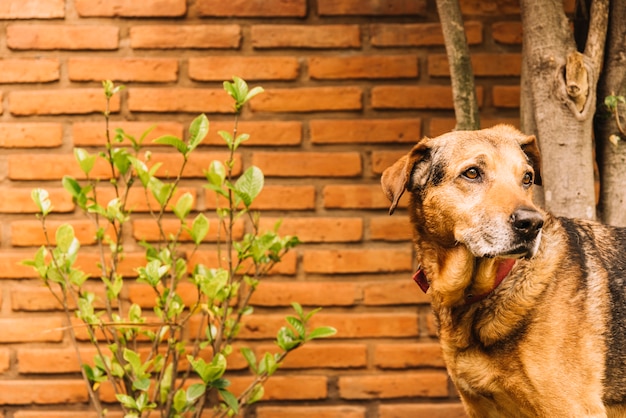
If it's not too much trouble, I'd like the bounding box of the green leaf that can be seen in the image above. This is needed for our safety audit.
[172,389,187,413]
[188,114,209,154]
[240,347,257,373]
[74,148,97,175]
[190,213,209,245]
[219,389,239,413]
[153,135,187,155]
[244,86,264,103]
[217,130,233,149]
[173,192,194,221]
[234,166,264,207]
[186,383,206,403]
[133,377,151,392]
[149,177,174,208]
[116,394,137,410]
[111,147,132,175]
[206,160,226,186]
[246,384,264,405]
[55,224,77,253]
[307,326,337,340]
[286,316,305,338]
[276,326,300,351]
[31,188,52,216]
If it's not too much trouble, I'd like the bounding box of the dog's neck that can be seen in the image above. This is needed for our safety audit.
[413,243,516,307]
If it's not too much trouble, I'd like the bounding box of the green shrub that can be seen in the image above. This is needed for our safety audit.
[25,77,335,418]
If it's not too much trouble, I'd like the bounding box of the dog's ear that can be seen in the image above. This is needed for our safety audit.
[518,134,542,186]
[381,140,431,215]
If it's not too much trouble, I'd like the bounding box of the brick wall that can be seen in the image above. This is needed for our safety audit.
[0,0,551,417]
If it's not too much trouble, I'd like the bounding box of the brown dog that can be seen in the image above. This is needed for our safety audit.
[381,125,626,417]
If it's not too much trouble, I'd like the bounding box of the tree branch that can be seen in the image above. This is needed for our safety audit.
[435,0,480,130]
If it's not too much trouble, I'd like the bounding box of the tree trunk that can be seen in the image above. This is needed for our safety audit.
[596,0,626,226]
[436,0,480,131]
[520,0,607,220]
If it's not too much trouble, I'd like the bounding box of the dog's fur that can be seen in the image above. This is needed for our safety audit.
[381,125,626,417]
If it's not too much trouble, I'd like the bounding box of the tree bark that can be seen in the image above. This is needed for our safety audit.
[596,0,626,226]
[436,0,480,131]
[520,0,607,220]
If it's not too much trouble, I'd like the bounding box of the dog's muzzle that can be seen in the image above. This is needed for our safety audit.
[510,207,544,257]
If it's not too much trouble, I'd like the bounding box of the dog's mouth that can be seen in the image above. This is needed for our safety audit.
[464,229,543,260]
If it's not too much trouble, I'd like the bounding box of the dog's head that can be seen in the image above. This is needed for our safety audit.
[381,124,545,259]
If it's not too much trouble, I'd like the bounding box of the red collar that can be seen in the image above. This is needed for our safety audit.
[412,258,516,305]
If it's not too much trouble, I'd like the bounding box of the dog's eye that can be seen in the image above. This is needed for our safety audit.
[522,172,533,186]
[462,167,481,181]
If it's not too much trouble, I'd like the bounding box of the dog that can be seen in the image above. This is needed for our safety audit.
[381,125,626,417]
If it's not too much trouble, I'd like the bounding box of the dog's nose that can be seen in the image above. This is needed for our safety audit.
[511,207,544,239]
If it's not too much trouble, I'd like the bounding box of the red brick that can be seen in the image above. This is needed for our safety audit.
[15,413,104,418]
[204,121,302,146]
[429,117,520,137]
[251,87,362,113]
[0,252,53,278]
[75,0,186,16]
[310,119,420,144]
[72,121,184,146]
[372,151,406,175]
[379,404,467,418]
[17,347,83,373]
[7,25,118,50]
[132,218,244,243]
[187,250,297,276]
[197,0,306,17]
[0,58,59,83]
[189,56,299,81]
[148,151,241,178]
[250,281,358,306]
[323,184,391,210]
[0,348,9,373]
[309,55,418,79]
[128,88,233,113]
[371,22,483,47]
[253,152,361,177]
[318,0,427,15]
[374,343,445,369]
[68,57,178,82]
[493,85,521,108]
[11,283,111,311]
[258,217,363,242]
[0,317,64,343]
[229,375,327,400]
[205,185,315,211]
[255,343,367,369]
[371,86,484,110]
[257,406,366,418]
[0,189,74,215]
[369,216,413,241]
[11,220,98,247]
[94,187,197,214]
[127,282,197,308]
[10,89,121,116]
[231,312,418,339]
[252,25,361,49]
[363,280,430,306]
[0,380,88,405]
[459,0,519,15]
[0,0,64,18]
[130,25,240,49]
[0,123,63,148]
[429,53,522,77]
[8,154,112,180]
[303,249,412,274]
[339,372,449,399]
[311,310,418,338]
[493,21,523,44]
